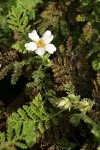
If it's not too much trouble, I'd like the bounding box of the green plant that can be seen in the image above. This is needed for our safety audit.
[0,93,61,150]
[0,0,100,150]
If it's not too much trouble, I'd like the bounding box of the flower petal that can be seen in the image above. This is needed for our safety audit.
[25,42,37,51]
[28,30,39,41]
[35,48,46,56]
[42,30,54,44]
[45,44,56,54]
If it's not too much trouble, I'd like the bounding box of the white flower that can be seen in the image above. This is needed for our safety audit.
[25,30,56,56]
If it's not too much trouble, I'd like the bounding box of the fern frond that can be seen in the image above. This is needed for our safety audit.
[12,41,27,54]
[8,0,42,34]
[11,61,25,84]
[38,2,62,35]
[92,57,100,71]
[0,64,12,80]
[0,93,60,150]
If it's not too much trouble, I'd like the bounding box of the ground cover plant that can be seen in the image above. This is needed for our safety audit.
[0,0,100,149]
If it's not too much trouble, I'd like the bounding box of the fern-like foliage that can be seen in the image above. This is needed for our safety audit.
[93,80,100,110]
[0,64,12,80]
[38,2,61,34]
[97,73,100,86]
[0,93,60,150]
[37,1,68,39]
[1,1,100,150]
[8,0,42,34]
[11,61,25,84]
[51,36,93,98]
[0,50,18,66]
[50,92,100,149]
[92,56,100,72]
[0,50,18,80]
[0,0,15,48]
[51,37,74,94]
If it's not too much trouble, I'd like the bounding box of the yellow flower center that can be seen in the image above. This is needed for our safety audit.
[36,40,46,48]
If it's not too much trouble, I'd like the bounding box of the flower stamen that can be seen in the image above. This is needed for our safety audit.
[36,40,46,48]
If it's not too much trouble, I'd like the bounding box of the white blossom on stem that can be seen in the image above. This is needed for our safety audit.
[25,30,56,56]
